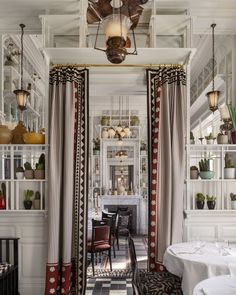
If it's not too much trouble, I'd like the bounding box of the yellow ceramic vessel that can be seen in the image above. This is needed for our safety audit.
[23,133,45,144]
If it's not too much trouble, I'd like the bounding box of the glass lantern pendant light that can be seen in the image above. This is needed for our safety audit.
[14,24,29,111]
[94,0,137,64]
[206,24,220,113]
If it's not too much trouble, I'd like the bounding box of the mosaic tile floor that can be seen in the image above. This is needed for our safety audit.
[86,236,147,294]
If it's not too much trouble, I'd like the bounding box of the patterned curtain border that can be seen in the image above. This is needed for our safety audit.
[73,69,89,295]
[146,67,186,271]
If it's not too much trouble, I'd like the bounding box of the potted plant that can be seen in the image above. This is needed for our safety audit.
[196,193,205,209]
[199,159,214,179]
[33,191,41,210]
[100,116,110,126]
[224,153,235,179]
[205,132,216,144]
[130,116,140,126]
[93,138,100,155]
[24,190,34,209]
[190,166,199,179]
[24,162,34,179]
[230,193,236,210]
[227,104,236,144]
[34,153,45,179]
[206,195,216,210]
[0,190,6,210]
[190,131,195,144]
[16,166,24,179]
[217,131,228,144]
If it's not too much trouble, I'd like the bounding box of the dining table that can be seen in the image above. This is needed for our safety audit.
[163,242,236,295]
[192,275,236,295]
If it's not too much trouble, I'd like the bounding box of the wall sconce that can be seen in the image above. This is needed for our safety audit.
[206,24,220,113]
[14,24,29,111]
[94,0,138,64]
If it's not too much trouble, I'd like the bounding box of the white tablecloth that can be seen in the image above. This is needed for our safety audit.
[193,275,236,295]
[163,242,236,295]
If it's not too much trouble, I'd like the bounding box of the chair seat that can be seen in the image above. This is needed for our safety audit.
[87,243,111,252]
[139,270,183,295]
[118,228,130,235]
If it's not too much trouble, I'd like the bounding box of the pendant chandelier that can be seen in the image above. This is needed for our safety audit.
[87,0,148,64]
[206,24,220,113]
[14,24,29,111]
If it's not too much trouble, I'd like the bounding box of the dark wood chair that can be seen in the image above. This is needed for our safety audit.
[102,211,117,258]
[116,210,132,250]
[128,237,183,295]
[88,219,112,276]
[0,237,20,295]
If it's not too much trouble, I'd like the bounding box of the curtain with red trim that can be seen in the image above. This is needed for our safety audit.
[147,67,186,271]
[45,67,89,295]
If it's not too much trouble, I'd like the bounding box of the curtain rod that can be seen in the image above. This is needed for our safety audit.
[52,63,184,68]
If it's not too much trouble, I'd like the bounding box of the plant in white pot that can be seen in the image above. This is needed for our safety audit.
[230,193,236,209]
[190,166,199,179]
[217,131,228,144]
[15,166,24,179]
[224,153,235,179]
[199,159,214,179]
[205,132,216,144]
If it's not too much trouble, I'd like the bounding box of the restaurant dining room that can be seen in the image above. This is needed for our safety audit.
[1,0,236,295]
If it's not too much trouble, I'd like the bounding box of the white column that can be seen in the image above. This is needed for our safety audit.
[232,36,236,107]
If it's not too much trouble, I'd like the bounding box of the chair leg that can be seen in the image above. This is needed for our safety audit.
[91,253,95,276]
[117,235,119,250]
[108,250,112,271]
[113,240,116,258]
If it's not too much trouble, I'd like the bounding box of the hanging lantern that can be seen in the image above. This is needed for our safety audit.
[206,24,220,113]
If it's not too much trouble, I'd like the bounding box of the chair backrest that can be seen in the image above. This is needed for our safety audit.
[118,211,132,230]
[118,206,128,212]
[0,238,19,266]
[128,237,142,295]
[91,219,111,246]
[102,211,117,234]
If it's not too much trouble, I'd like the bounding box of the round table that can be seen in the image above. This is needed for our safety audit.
[163,242,236,295]
[193,275,236,295]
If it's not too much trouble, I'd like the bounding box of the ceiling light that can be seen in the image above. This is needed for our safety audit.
[206,24,220,113]
[14,24,29,111]
[93,0,138,64]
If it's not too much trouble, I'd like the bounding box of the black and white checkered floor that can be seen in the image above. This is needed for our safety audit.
[86,236,147,294]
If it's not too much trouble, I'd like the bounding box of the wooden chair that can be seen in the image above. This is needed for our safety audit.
[128,237,183,295]
[102,211,117,258]
[88,219,112,276]
[0,237,20,295]
[116,210,132,250]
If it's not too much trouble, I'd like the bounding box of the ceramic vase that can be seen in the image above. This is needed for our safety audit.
[224,168,235,179]
[199,171,214,179]
[0,125,13,144]
[12,121,27,144]
[24,200,32,210]
[196,201,204,209]
[24,170,34,179]
[33,199,40,210]
[190,170,199,179]
[16,172,24,179]
[34,170,45,179]
[207,201,216,210]
[231,201,236,210]
[217,134,228,144]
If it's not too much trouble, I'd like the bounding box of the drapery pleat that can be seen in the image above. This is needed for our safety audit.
[147,67,186,271]
[45,67,89,295]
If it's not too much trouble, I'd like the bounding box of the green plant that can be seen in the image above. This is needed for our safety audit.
[190,131,194,140]
[230,193,236,201]
[206,195,216,202]
[190,166,198,171]
[24,190,34,201]
[130,116,140,125]
[196,193,205,202]
[24,162,32,170]
[199,159,210,171]
[205,132,216,140]
[16,166,24,173]
[227,104,236,129]
[224,153,235,168]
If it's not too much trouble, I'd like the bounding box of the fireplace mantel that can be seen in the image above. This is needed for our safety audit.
[99,195,147,234]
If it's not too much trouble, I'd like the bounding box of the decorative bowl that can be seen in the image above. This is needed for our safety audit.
[199,171,214,179]
[23,133,45,144]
